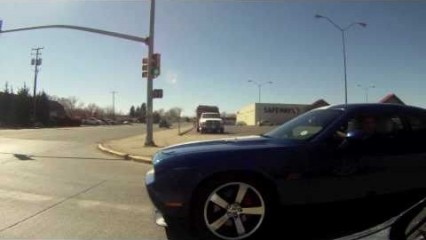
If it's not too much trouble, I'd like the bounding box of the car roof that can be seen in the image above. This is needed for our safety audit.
[323,103,425,114]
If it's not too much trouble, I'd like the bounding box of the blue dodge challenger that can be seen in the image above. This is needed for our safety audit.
[145,104,426,240]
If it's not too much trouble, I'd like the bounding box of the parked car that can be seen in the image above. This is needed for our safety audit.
[103,119,117,125]
[257,120,274,126]
[82,117,102,125]
[159,119,171,128]
[145,104,426,240]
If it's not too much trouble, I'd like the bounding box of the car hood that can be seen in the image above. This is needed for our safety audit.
[155,135,293,160]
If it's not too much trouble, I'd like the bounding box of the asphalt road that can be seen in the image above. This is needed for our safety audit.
[0,124,424,240]
[0,124,166,239]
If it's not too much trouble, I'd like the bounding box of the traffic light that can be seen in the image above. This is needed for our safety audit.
[142,54,160,79]
[151,53,161,78]
[152,89,163,99]
[142,58,149,78]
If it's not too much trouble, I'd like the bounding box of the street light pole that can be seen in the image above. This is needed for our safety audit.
[315,14,367,106]
[341,31,348,105]
[258,85,261,103]
[248,80,272,103]
[357,84,375,103]
[248,80,272,125]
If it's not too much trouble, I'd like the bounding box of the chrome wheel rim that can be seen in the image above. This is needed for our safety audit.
[203,182,265,240]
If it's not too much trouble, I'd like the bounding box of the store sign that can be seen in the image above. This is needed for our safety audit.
[264,106,300,115]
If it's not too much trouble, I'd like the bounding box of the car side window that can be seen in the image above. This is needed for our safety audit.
[407,114,426,131]
[376,115,405,136]
[405,113,426,153]
[334,114,406,152]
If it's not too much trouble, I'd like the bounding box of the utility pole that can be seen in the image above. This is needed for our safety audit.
[31,47,44,123]
[145,0,156,146]
[111,91,117,120]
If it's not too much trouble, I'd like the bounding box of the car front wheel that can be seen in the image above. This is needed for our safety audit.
[193,178,272,240]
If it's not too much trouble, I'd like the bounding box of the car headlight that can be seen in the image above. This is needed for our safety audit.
[145,168,155,185]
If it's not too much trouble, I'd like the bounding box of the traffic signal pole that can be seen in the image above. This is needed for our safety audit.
[0,1,157,145]
[145,0,156,146]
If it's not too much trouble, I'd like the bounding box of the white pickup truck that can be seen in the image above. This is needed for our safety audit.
[198,112,224,134]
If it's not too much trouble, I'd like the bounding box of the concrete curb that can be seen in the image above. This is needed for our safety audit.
[97,125,193,164]
[97,143,152,164]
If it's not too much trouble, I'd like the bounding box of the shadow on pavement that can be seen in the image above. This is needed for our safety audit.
[13,154,34,160]
[164,190,425,240]
[0,152,121,161]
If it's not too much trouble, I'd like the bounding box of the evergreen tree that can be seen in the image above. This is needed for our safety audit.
[129,106,135,117]
[140,103,147,123]
[36,92,50,126]
[14,84,31,126]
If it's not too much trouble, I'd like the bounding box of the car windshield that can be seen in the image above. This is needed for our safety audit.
[263,109,342,141]
[203,113,220,118]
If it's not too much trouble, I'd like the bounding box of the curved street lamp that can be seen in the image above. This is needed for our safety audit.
[357,84,375,103]
[315,14,367,106]
[247,80,273,103]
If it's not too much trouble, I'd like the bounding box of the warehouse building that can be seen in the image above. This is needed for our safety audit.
[236,99,329,126]
[236,93,405,126]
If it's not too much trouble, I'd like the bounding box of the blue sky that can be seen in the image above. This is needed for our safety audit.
[0,0,425,116]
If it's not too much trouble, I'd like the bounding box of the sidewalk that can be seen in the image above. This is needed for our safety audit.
[98,124,238,164]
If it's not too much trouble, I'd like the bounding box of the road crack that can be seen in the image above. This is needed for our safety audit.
[0,179,107,233]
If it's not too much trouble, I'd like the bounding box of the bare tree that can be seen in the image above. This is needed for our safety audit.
[103,107,114,119]
[51,96,80,117]
[165,107,182,122]
[85,103,99,117]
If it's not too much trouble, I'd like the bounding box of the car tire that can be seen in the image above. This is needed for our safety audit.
[192,175,274,240]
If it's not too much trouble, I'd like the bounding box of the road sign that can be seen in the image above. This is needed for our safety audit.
[152,89,163,98]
